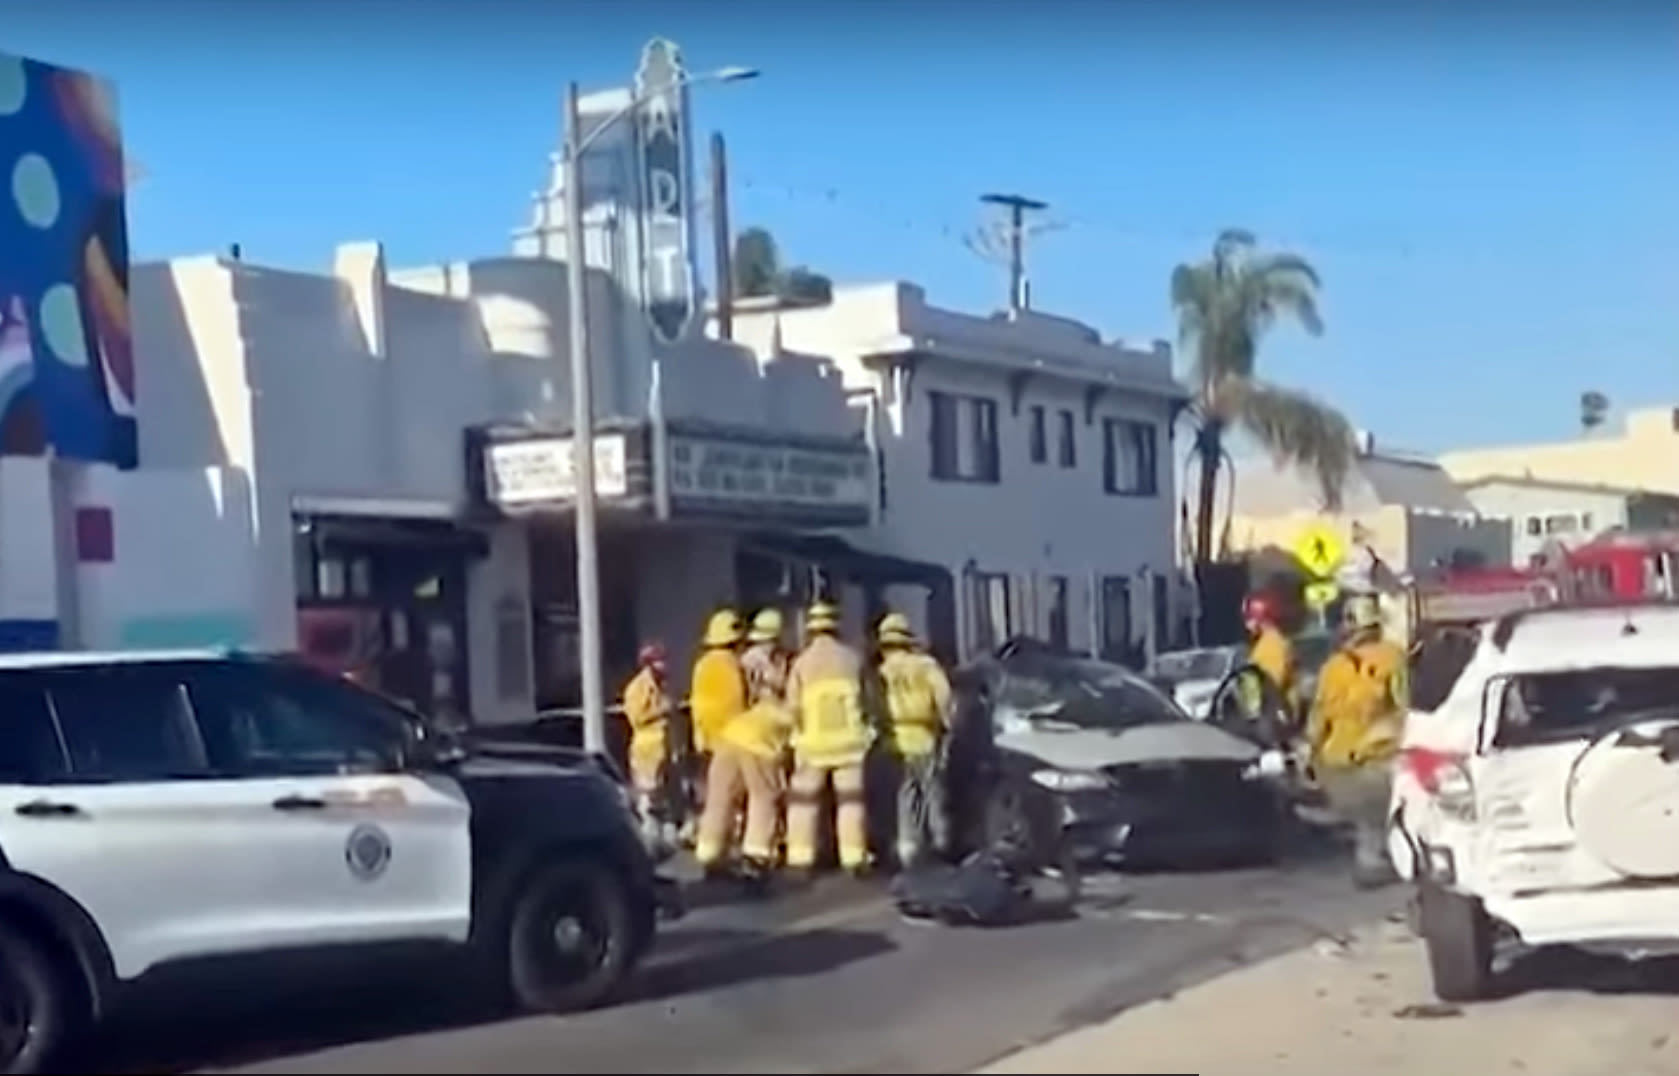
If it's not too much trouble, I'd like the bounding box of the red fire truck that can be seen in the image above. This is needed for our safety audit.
[1411,530,1679,632]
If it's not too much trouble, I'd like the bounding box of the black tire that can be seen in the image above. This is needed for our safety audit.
[1418,882,1494,1002]
[0,920,66,1074]
[505,859,636,1014]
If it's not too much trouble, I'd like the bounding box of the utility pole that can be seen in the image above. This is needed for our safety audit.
[709,132,735,340]
[980,192,1048,313]
[562,80,608,758]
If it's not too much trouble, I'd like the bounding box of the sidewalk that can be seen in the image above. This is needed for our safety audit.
[976,918,1679,1076]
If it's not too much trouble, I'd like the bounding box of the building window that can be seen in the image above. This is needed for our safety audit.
[1543,513,1578,535]
[1580,512,1594,532]
[1046,576,1070,650]
[1102,418,1158,496]
[1028,405,1048,464]
[1525,516,1542,537]
[1099,575,1133,665]
[929,391,1001,483]
[1057,409,1077,468]
[967,571,1012,653]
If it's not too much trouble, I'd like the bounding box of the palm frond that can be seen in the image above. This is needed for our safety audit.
[1228,379,1356,510]
[1170,232,1326,398]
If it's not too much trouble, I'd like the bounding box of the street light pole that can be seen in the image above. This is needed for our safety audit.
[562,80,608,757]
[562,63,760,758]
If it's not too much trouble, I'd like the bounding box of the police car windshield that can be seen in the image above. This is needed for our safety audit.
[994,652,1188,729]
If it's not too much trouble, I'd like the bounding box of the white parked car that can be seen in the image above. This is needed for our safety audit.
[1388,602,1679,1001]
[1149,646,1242,720]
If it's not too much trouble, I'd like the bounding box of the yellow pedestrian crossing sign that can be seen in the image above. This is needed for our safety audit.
[1293,523,1345,579]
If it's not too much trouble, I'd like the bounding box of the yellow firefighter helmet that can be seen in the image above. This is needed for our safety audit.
[805,600,840,634]
[747,608,785,644]
[877,612,915,646]
[702,608,744,647]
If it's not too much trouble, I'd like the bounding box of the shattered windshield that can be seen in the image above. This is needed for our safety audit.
[1151,648,1235,684]
[991,651,1189,730]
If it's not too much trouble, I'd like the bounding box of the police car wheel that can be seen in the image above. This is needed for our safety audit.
[0,920,64,1074]
[506,860,635,1014]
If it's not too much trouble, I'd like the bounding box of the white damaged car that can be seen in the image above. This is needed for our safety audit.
[1389,602,1679,1001]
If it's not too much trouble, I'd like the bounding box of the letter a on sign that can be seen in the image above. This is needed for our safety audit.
[635,38,696,346]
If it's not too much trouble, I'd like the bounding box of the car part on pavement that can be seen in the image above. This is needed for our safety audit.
[1417,880,1494,1002]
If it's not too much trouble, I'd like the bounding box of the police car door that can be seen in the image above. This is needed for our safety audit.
[0,663,276,981]
[185,661,473,947]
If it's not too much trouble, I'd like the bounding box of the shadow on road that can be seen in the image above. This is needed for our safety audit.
[87,927,893,1074]
[631,927,895,1001]
[1493,947,1679,1000]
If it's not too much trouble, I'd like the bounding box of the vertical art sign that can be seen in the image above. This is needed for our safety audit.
[633,39,696,346]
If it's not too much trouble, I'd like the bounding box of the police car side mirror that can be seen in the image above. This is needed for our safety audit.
[406,720,466,770]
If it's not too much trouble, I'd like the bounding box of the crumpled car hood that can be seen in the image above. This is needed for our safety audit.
[996,718,1261,771]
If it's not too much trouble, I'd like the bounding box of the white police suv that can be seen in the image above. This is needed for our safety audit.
[0,649,678,1073]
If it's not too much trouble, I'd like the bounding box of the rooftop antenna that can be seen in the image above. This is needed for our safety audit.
[966,192,1054,313]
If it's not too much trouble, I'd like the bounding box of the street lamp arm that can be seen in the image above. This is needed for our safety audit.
[573,67,760,157]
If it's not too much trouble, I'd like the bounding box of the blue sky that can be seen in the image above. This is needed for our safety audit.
[6,0,1675,453]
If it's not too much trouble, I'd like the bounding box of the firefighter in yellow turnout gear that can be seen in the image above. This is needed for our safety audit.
[1308,593,1408,888]
[691,610,758,877]
[785,601,873,876]
[875,613,952,869]
[723,609,793,873]
[1242,593,1298,723]
[621,643,675,844]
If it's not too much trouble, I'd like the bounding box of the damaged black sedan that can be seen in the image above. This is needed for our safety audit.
[952,641,1291,870]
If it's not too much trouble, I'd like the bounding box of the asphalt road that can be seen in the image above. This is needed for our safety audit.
[89,854,1402,1075]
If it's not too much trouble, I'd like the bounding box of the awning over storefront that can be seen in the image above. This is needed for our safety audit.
[740,532,949,589]
[298,514,489,557]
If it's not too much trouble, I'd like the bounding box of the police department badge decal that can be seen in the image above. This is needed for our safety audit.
[345,823,392,881]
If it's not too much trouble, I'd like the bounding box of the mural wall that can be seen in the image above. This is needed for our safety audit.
[0,52,137,470]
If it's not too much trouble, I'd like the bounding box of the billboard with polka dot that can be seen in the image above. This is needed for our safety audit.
[0,52,137,469]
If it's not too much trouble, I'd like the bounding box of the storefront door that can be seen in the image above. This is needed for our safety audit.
[294,528,472,726]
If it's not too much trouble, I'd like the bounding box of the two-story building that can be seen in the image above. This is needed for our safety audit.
[1458,474,1679,566]
[728,287,1188,664]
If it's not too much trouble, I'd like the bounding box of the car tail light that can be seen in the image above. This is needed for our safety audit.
[1402,746,1475,820]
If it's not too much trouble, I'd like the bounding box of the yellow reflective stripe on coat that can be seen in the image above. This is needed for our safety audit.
[797,677,870,764]
[883,662,941,757]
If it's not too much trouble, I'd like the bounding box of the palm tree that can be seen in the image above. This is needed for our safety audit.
[1579,390,1610,433]
[1171,229,1355,564]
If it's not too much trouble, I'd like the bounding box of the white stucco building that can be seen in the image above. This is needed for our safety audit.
[1458,474,1679,567]
[727,287,1188,663]
[109,40,1187,729]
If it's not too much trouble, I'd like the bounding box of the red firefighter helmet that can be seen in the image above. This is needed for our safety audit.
[637,642,668,669]
[1242,593,1278,628]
